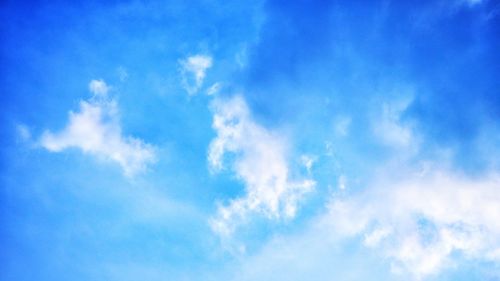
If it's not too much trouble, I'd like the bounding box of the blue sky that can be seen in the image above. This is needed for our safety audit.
[1,0,499,280]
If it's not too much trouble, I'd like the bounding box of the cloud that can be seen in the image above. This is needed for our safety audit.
[224,164,500,280]
[300,154,316,174]
[208,95,315,237]
[89,79,110,96]
[206,82,222,96]
[180,55,213,95]
[40,79,156,177]
[327,167,500,279]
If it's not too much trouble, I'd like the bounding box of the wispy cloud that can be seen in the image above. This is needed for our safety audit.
[225,163,500,280]
[328,166,500,278]
[372,97,415,149]
[206,82,222,96]
[300,154,316,174]
[180,55,213,95]
[40,79,156,177]
[89,79,110,96]
[208,95,315,237]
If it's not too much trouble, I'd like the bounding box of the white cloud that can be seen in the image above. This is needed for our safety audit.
[89,79,110,96]
[300,154,316,174]
[224,165,500,280]
[180,54,213,95]
[208,95,315,237]
[40,80,156,177]
[206,82,222,96]
[327,167,500,279]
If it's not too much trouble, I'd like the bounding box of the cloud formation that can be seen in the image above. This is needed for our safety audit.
[226,164,500,280]
[208,96,315,237]
[328,167,500,278]
[40,79,156,176]
[88,79,110,96]
[180,55,213,95]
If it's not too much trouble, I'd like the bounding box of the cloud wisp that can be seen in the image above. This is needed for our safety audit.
[327,167,500,279]
[40,79,156,177]
[227,164,500,281]
[208,95,315,238]
[180,55,213,95]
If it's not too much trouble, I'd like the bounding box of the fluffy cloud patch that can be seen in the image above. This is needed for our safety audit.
[208,96,315,237]
[327,167,500,279]
[40,80,156,177]
[180,55,213,95]
[232,166,500,280]
[88,79,110,96]
[300,154,316,174]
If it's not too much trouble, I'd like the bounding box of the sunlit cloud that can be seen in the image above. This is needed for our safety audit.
[180,55,213,95]
[208,95,315,237]
[328,167,500,278]
[40,80,156,177]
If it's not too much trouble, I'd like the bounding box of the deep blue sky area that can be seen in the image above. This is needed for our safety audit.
[1,0,499,280]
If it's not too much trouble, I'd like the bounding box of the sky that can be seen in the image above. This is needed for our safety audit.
[1,0,499,280]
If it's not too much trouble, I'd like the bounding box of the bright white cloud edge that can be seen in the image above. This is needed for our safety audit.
[180,54,213,95]
[207,95,315,238]
[225,165,500,281]
[329,166,500,279]
[40,79,156,177]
